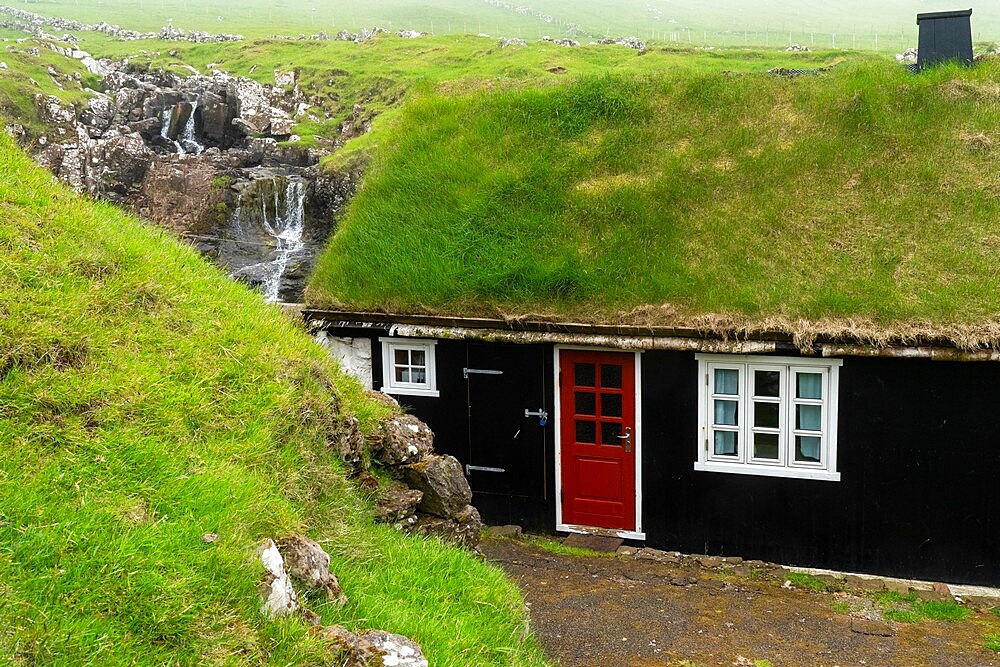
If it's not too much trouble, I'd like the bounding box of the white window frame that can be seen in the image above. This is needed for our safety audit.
[380,338,439,397]
[695,354,841,482]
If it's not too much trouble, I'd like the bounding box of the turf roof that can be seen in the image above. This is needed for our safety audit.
[307,53,1000,349]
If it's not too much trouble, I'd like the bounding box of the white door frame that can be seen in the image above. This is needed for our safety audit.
[553,345,645,541]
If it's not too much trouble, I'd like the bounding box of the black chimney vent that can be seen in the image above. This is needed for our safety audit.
[916,9,973,69]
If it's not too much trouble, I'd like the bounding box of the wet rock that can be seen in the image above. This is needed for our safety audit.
[258,538,299,619]
[402,454,472,519]
[409,505,482,549]
[375,481,423,525]
[276,535,348,607]
[373,414,434,466]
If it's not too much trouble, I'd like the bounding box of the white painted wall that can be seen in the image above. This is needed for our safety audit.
[315,332,373,388]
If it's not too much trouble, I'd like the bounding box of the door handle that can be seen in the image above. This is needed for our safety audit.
[617,427,632,452]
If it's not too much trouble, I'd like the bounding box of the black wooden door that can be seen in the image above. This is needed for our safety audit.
[465,343,548,500]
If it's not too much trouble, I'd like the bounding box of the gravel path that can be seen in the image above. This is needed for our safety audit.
[480,537,1000,667]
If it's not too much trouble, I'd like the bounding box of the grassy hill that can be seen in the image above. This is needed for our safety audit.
[15,0,1000,50]
[0,133,546,666]
[307,53,1000,347]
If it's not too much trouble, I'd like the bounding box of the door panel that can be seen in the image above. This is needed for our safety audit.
[560,350,636,531]
[466,344,547,498]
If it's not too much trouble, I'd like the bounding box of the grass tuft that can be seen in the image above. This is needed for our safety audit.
[787,572,829,592]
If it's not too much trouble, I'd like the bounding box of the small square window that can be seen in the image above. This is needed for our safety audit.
[380,339,439,397]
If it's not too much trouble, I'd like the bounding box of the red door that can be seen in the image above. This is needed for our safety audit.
[559,350,636,531]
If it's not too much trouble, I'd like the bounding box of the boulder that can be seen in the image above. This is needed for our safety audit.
[373,414,434,466]
[274,69,297,89]
[314,626,428,667]
[258,538,299,619]
[227,77,273,134]
[328,414,365,475]
[409,505,482,549]
[275,535,348,607]
[34,94,75,125]
[198,90,229,144]
[270,116,294,136]
[375,481,423,525]
[402,455,472,519]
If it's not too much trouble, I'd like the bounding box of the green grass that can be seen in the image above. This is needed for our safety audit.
[986,633,1000,652]
[788,572,830,592]
[832,600,851,614]
[307,55,1000,342]
[522,534,615,558]
[0,133,546,666]
[868,591,970,625]
[16,0,1000,51]
[0,42,94,134]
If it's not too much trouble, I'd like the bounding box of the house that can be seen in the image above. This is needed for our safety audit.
[301,52,1000,587]
[307,309,999,586]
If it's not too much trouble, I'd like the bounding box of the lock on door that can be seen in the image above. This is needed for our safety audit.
[617,426,632,452]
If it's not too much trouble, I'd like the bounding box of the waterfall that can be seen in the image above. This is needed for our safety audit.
[229,175,307,302]
[160,106,185,154]
[179,99,204,155]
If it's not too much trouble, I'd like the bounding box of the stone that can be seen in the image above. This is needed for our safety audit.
[491,524,524,539]
[357,630,428,667]
[375,481,423,525]
[201,532,219,543]
[408,505,482,549]
[270,116,294,136]
[402,454,472,519]
[912,586,951,602]
[932,581,952,597]
[258,538,299,619]
[198,90,230,144]
[844,574,879,591]
[275,535,348,607]
[314,626,428,667]
[696,555,723,569]
[329,414,365,474]
[374,414,435,466]
[883,579,910,594]
[274,69,297,88]
[722,556,743,565]
[851,617,894,636]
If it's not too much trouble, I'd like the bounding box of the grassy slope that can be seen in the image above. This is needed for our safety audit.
[307,52,1000,342]
[18,0,1000,49]
[0,134,545,666]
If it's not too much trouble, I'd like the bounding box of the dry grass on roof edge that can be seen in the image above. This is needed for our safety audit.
[304,292,1000,352]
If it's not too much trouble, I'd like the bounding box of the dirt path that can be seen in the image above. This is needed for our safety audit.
[480,537,1000,667]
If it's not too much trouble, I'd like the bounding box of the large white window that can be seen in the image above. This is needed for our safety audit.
[695,354,841,481]
[380,338,439,397]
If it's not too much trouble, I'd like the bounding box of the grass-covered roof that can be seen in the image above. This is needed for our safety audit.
[307,53,1000,348]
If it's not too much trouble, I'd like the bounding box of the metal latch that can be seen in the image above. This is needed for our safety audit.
[466,464,505,474]
[617,426,632,453]
[463,368,503,379]
[525,408,548,426]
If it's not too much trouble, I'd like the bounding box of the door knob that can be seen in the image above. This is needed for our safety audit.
[616,427,632,452]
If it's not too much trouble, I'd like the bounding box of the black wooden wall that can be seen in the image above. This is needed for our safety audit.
[639,351,999,586]
[338,327,998,585]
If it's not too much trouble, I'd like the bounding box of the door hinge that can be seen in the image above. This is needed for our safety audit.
[463,367,503,379]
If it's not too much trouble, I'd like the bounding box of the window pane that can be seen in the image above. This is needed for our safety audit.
[394,349,409,365]
[714,400,738,426]
[753,432,780,460]
[601,393,622,418]
[396,367,409,383]
[410,350,426,366]
[575,420,596,443]
[796,404,822,431]
[575,392,596,416]
[601,364,622,389]
[714,431,738,456]
[795,435,821,462]
[797,372,822,400]
[714,368,739,395]
[575,363,596,387]
[754,370,780,398]
[410,368,426,384]
[753,401,779,429]
[601,422,621,446]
